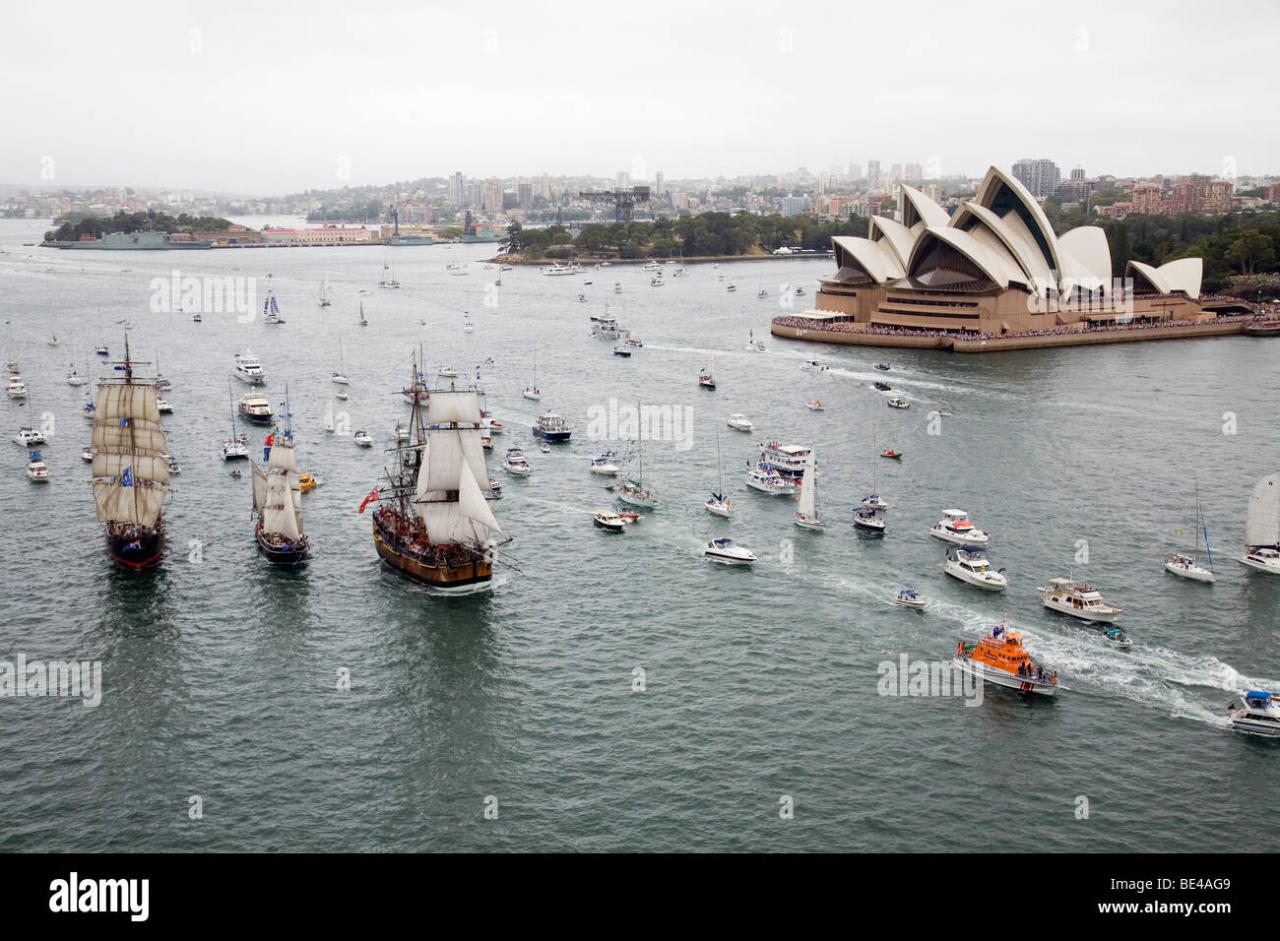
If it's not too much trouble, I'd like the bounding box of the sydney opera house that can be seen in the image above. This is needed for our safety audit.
[774,165,1226,350]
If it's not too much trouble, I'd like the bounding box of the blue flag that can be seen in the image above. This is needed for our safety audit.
[122,466,134,487]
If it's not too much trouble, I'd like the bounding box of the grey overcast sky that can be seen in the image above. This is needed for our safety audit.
[3,0,1276,193]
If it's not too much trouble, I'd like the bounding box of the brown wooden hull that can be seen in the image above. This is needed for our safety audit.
[372,519,492,593]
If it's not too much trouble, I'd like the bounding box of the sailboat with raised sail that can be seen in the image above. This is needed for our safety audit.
[251,386,309,565]
[794,451,824,530]
[89,337,171,569]
[332,334,350,385]
[1165,485,1215,582]
[366,356,507,594]
[318,279,331,307]
[705,426,731,517]
[358,301,368,327]
[222,382,248,460]
[523,353,541,400]
[1239,472,1280,574]
[263,289,285,324]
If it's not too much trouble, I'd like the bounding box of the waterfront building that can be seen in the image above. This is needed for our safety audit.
[1011,158,1061,200]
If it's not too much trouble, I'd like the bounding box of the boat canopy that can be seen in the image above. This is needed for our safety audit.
[1246,691,1273,701]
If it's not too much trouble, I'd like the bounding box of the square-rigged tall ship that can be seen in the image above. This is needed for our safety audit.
[366,361,507,594]
[89,338,172,569]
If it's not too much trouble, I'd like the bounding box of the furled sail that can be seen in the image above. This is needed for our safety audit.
[1245,473,1280,548]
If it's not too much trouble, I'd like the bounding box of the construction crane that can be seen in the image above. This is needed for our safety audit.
[578,185,651,223]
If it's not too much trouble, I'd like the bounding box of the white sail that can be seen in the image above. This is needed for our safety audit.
[288,470,302,513]
[459,431,491,493]
[797,455,816,517]
[93,481,165,527]
[92,452,170,484]
[96,383,161,424]
[427,391,481,425]
[268,441,298,472]
[424,430,464,492]
[92,419,167,454]
[1246,472,1280,547]
[251,460,268,514]
[458,460,502,537]
[262,473,301,540]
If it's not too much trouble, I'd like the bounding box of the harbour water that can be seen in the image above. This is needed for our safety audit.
[1,217,1277,852]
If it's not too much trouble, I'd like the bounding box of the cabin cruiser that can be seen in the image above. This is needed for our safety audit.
[726,414,753,432]
[1038,577,1123,623]
[353,430,374,448]
[437,365,460,379]
[887,395,909,409]
[238,392,273,424]
[503,447,532,477]
[6,377,26,399]
[954,624,1060,697]
[746,462,796,495]
[757,442,811,479]
[532,412,572,443]
[25,453,49,482]
[590,451,619,476]
[156,396,173,414]
[642,260,663,271]
[704,537,757,566]
[1239,546,1280,575]
[895,588,925,609]
[1164,552,1215,582]
[853,506,885,534]
[873,381,891,392]
[945,548,1007,591]
[233,352,266,385]
[1228,691,1280,737]
[12,427,45,447]
[222,435,248,460]
[929,509,989,545]
[592,316,625,339]
[593,509,625,532]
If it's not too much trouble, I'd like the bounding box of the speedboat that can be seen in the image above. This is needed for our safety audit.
[853,506,885,534]
[861,493,889,510]
[593,509,625,532]
[887,395,909,409]
[945,548,1008,591]
[222,435,248,460]
[353,430,374,448]
[612,345,632,357]
[334,390,349,401]
[625,335,643,347]
[1164,552,1215,583]
[880,448,903,460]
[47,334,59,347]
[532,412,572,443]
[954,624,1060,697]
[25,454,49,482]
[1228,691,1280,737]
[332,371,350,385]
[1038,577,1123,623]
[873,381,892,392]
[705,492,732,518]
[238,392,273,424]
[704,537,757,566]
[233,351,265,385]
[590,451,619,476]
[540,443,550,453]
[800,360,829,372]
[1102,627,1132,648]
[806,399,824,411]
[82,400,95,420]
[95,343,109,357]
[895,588,925,609]
[746,462,796,495]
[725,283,736,292]
[437,365,460,379]
[726,414,754,432]
[13,427,45,447]
[503,447,532,476]
[929,509,989,545]
[166,456,182,475]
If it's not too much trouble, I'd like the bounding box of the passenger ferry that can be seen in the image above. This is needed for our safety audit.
[929,509,989,545]
[757,441,812,479]
[1038,577,1123,623]
[1228,691,1280,737]
[532,412,572,443]
[954,624,1060,697]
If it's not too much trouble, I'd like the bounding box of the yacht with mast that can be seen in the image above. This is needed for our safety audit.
[250,392,309,565]
[262,290,285,324]
[705,427,731,517]
[367,359,506,594]
[89,338,171,569]
[1164,486,1215,582]
[794,452,824,530]
[1238,472,1280,574]
[319,279,331,307]
[222,383,248,460]
[523,355,541,400]
[332,335,350,385]
[617,437,657,509]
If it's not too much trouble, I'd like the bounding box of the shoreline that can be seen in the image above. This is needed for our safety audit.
[770,318,1266,353]
[491,252,833,267]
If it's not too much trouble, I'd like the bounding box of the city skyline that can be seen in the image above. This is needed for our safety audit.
[3,0,1278,193]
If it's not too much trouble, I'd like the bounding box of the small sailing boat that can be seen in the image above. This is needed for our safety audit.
[1164,485,1216,582]
[319,279,332,307]
[222,383,248,460]
[617,434,657,509]
[1239,472,1280,574]
[698,359,716,390]
[333,334,350,385]
[250,389,309,566]
[89,338,171,569]
[705,427,732,517]
[379,261,401,289]
[794,452,824,531]
[358,302,368,327]
[263,290,285,324]
[65,364,86,387]
[522,354,541,400]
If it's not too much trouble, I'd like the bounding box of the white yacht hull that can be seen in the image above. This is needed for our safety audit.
[1237,554,1280,575]
[945,563,1007,591]
[794,514,824,531]
[705,550,755,565]
[503,465,531,477]
[617,489,657,509]
[590,465,619,477]
[1041,596,1120,623]
[746,478,796,495]
[1164,560,1216,582]
[705,500,732,518]
[929,526,989,546]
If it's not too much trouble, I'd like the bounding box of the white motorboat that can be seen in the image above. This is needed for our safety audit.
[353,430,374,448]
[852,506,885,533]
[223,435,248,461]
[1038,577,1122,623]
[81,447,96,462]
[541,263,583,276]
[794,452,824,531]
[1238,473,1280,575]
[95,343,109,357]
[590,450,619,476]
[726,414,754,433]
[1229,691,1280,737]
[234,351,266,385]
[746,462,796,495]
[861,493,889,510]
[929,509,990,546]
[887,395,909,409]
[25,454,49,482]
[437,365,460,379]
[593,509,625,532]
[800,360,829,372]
[612,344,632,358]
[6,378,26,399]
[895,588,925,609]
[704,537,757,566]
[503,447,532,476]
[13,427,45,447]
[649,277,664,287]
[156,396,173,414]
[47,334,59,347]
[945,548,1008,591]
[238,392,273,424]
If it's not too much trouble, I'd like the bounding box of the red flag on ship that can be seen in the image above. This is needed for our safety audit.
[358,489,380,513]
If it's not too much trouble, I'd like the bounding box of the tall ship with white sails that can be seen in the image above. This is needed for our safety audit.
[368,360,506,593]
[1239,472,1280,574]
[89,338,171,569]
[250,400,309,566]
